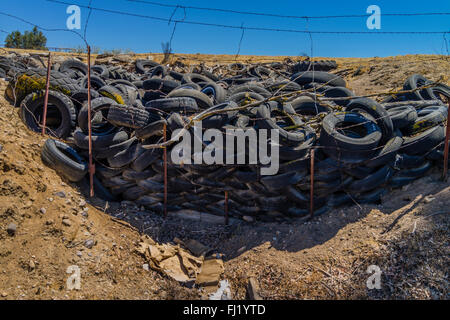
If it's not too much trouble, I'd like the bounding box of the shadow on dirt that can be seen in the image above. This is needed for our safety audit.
[76,168,449,260]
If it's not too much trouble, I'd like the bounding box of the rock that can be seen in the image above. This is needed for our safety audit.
[55,191,66,198]
[424,195,435,204]
[84,239,95,249]
[39,208,46,214]
[1,292,7,297]
[6,223,17,236]
[45,219,54,225]
[28,260,35,271]
[76,251,82,258]
[143,264,149,271]
[184,239,210,257]
[247,277,263,300]
[243,216,254,223]
[62,219,72,227]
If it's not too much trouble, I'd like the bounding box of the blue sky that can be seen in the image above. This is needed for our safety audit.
[0,0,449,57]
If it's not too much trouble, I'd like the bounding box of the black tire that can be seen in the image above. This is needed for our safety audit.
[227,83,271,98]
[20,90,76,139]
[114,84,138,105]
[107,104,150,129]
[404,105,447,135]
[79,75,107,90]
[346,165,393,193]
[135,120,167,140]
[70,89,100,111]
[401,124,445,155]
[107,140,145,168]
[73,128,129,150]
[145,97,198,113]
[323,86,355,106]
[142,78,180,93]
[319,112,382,162]
[346,97,394,143]
[291,71,346,87]
[182,73,214,84]
[290,96,332,115]
[131,148,162,172]
[41,139,87,182]
[430,83,450,102]
[98,85,126,105]
[60,59,88,75]
[201,83,227,104]
[78,97,117,135]
[403,74,435,100]
[167,88,213,109]
[93,136,138,159]
[387,105,418,130]
[364,136,403,168]
[264,80,301,93]
[292,60,337,72]
[91,65,109,78]
[10,68,80,105]
[135,59,160,74]
[227,91,265,106]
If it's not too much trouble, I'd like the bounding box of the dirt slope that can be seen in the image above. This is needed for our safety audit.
[0,51,448,300]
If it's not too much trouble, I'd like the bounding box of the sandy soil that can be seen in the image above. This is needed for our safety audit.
[0,50,448,300]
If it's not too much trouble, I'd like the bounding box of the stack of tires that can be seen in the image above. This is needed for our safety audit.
[4,55,449,222]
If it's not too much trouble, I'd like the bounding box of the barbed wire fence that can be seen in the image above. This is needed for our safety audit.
[0,0,449,221]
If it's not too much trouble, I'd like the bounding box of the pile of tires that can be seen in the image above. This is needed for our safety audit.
[3,55,449,222]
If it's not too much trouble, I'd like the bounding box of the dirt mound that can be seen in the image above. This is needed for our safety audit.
[0,51,448,300]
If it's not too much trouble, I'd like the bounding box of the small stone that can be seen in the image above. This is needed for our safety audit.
[81,211,88,218]
[48,198,54,202]
[242,216,254,223]
[143,264,149,271]
[84,239,95,249]
[55,191,66,198]
[1,292,7,297]
[29,260,35,271]
[45,219,54,225]
[424,195,435,204]
[39,208,46,214]
[7,223,17,236]
[76,251,82,258]
[62,219,72,227]
[79,199,86,207]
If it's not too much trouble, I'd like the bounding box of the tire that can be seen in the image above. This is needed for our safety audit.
[142,78,180,93]
[135,120,167,139]
[292,60,337,72]
[404,105,447,135]
[107,104,150,129]
[91,65,109,78]
[79,75,107,90]
[78,97,117,135]
[60,59,88,75]
[10,68,80,105]
[227,92,265,105]
[346,165,393,193]
[319,112,382,162]
[145,97,198,113]
[182,73,214,84]
[403,74,435,100]
[397,161,432,178]
[167,88,213,109]
[94,136,138,159]
[201,83,227,104]
[98,85,125,105]
[265,80,301,93]
[290,96,332,115]
[387,105,418,130]
[70,89,100,111]
[401,124,445,155]
[131,148,162,172]
[323,87,355,106]
[114,84,138,105]
[430,83,450,102]
[73,128,129,150]
[135,59,160,74]
[346,97,394,143]
[20,90,76,139]
[291,71,346,87]
[41,139,87,182]
[107,140,145,168]
[364,136,403,168]
[227,83,271,98]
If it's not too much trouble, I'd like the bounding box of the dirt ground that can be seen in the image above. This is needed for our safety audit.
[0,51,448,300]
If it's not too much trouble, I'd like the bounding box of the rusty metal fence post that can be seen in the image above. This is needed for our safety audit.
[163,123,168,217]
[309,148,315,218]
[86,45,95,197]
[41,52,51,135]
[443,98,450,181]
